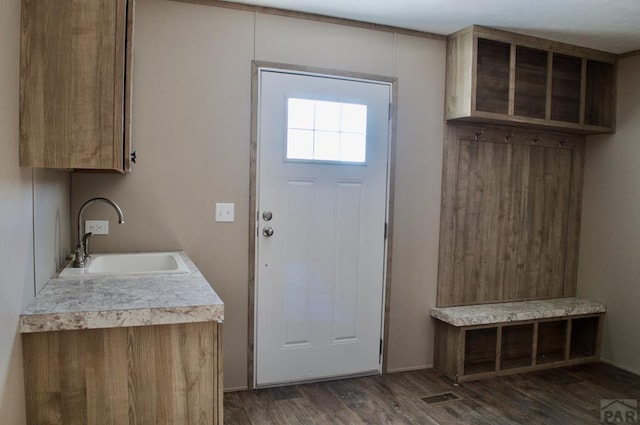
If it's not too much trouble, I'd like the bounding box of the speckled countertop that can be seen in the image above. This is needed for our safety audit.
[20,252,223,333]
[431,297,606,327]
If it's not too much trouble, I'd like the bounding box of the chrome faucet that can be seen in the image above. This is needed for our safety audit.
[73,197,125,268]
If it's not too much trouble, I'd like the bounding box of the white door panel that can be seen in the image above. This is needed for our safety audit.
[256,69,391,386]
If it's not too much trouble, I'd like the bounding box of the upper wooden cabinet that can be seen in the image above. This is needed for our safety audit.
[446,26,617,134]
[20,0,134,173]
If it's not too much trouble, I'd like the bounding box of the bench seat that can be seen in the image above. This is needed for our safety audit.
[431,297,606,383]
[431,297,606,327]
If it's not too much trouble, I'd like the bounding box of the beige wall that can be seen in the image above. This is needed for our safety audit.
[578,54,640,375]
[71,0,446,389]
[0,0,71,421]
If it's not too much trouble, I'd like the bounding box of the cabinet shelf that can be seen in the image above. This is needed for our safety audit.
[446,25,616,134]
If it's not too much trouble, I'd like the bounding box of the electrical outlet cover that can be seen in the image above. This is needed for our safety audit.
[85,220,109,235]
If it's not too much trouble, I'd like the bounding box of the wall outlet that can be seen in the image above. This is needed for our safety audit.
[85,220,109,235]
[215,203,235,222]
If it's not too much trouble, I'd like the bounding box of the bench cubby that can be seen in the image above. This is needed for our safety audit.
[432,298,605,383]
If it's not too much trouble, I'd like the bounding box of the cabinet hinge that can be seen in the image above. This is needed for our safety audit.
[384,223,388,240]
[379,338,383,362]
[388,103,392,120]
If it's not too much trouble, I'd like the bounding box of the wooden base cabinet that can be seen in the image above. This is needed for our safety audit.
[434,314,603,383]
[22,322,223,425]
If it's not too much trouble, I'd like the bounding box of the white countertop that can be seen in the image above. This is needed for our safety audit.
[431,297,606,327]
[20,252,224,333]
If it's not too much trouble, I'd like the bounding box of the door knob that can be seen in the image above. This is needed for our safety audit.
[262,227,274,237]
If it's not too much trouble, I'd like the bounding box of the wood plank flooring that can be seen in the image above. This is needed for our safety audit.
[225,363,640,424]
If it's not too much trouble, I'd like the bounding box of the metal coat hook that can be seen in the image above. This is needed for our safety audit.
[504,133,513,143]
[559,139,567,148]
[532,136,540,145]
[474,131,483,141]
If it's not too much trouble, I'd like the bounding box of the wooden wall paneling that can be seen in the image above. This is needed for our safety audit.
[437,123,585,307]
[437,125,461,307]
[563,141,585,297]
[498,141,528,301]
[516,145,573,300]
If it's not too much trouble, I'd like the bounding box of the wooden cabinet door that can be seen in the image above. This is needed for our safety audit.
[20,0,133,172]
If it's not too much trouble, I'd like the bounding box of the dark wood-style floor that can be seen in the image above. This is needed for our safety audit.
[224,363,640,424]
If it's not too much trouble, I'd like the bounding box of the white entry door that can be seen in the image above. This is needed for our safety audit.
[255,69,391,386]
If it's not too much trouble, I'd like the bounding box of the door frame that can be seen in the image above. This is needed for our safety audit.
[248,61,398,389]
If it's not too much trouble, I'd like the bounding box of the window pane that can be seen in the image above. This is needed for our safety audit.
[341,103,367,133]
[287,129,314,159]
[314,131,340,161]
[286,98,368,163]
[314,101,341,131]
[288,98,315,129]
[340,133,366,162]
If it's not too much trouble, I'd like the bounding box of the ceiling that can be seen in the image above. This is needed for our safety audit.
[223,0,640,54]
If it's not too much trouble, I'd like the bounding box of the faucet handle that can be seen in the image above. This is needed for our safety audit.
[73,245,86,268]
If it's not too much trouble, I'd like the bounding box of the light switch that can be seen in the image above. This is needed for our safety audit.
[215,203,234,222]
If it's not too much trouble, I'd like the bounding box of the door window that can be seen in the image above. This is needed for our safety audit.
[286,98,367,163]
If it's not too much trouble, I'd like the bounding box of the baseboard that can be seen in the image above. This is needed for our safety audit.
[601,358,640,377]
[224,365,435,391]
[386,364,433,374]
[224,386,249,393]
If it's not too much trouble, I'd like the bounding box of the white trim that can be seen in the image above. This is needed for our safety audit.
[254,67,393,387]
[386,364,433,374]
[224,386,249,393]
[601,358,640,377]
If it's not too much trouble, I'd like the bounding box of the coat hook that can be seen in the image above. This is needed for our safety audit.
[504,133,513,143]
[532,136,540,145]
[558,139,566,148]
[474,131,483,141]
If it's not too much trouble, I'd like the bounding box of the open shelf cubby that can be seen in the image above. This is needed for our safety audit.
[585,60,615,127]
[445,26,616,134]
[476,38,511,115]
[434,312,603,383]
[464,327,498,375]
[514,46,548,119]
[550,53,582,123]
[536,320,567,364]
[501,324,534,370]
[570,316,600,359]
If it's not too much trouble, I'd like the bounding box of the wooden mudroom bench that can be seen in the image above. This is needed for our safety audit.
[431,298,606,383]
